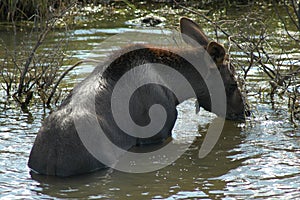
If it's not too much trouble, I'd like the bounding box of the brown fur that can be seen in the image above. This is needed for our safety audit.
[28,17,246,177]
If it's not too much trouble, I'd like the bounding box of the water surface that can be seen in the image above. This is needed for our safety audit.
[0,3,299,199]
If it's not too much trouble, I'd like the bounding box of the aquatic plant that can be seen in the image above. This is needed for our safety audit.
[175,0,300,124]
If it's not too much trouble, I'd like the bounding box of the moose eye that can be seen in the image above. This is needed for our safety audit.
[230,84,238,89]
[230,83,237,88]
[227,84,237,93]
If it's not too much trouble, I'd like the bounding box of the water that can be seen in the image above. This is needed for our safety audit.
[1,3,300,199]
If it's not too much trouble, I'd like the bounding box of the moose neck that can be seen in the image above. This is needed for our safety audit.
[102,46,213,112]
[164,47,212,111]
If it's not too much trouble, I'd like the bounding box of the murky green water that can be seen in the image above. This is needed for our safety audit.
[1,3,300,199]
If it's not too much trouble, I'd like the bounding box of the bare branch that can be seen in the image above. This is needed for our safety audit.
[46,59,100,107]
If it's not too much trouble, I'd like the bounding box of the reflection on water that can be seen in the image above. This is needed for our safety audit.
[0,3,300,200]
[29,103,245,200]
[1,96,299,199]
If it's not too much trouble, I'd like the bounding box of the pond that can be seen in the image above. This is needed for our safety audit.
[1,2,300,199]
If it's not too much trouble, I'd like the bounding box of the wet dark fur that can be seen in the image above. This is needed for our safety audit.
[28,18,246,177]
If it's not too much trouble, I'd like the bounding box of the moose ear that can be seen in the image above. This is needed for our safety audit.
[207,41,226,65]
[180,17,209,46]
